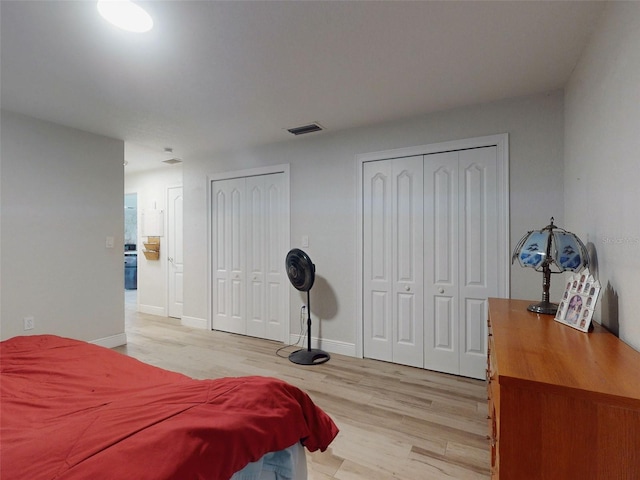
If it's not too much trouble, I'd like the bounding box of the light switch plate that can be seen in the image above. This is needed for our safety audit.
[106,236,115,248]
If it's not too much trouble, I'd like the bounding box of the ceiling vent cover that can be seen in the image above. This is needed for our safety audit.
[287,123,324,136]
[162,158,183,165]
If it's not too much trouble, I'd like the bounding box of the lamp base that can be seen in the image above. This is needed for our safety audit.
[527,301,559,315]
[288,348,330,365]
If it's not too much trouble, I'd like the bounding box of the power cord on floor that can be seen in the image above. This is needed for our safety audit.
[275,305,307,358]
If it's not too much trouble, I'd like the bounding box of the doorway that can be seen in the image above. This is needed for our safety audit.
[124,192,138,309]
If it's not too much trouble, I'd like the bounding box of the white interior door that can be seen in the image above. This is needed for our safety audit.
[363,145,501,379]
[211,172,287,340]
[167,186,184,319]
[363,156,424,368]
[392,156,424,368]
[246,174,286,341]
[423,146,499,378]
[212,177,246,334]
[363,160,393,362]
[458,147,498,379]
[424,152,460,375]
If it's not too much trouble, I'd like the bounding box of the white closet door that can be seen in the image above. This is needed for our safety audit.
[363,156,423,368]
[246,174,286,341]
[212,177,246,334]
[458,147,498,379]
[424,151,460,375]
[363,160,393,362]
[391,156,424,368]
[264,175,287,341]
[362,139,505,379]
[424,146,498,378]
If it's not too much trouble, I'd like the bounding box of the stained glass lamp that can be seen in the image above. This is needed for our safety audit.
[512,217,589,315]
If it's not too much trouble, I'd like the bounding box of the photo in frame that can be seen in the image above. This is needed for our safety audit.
[555,268,601,332]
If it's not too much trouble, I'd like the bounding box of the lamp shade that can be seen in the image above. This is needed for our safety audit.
[514,230,588,272]
[512,217,589,314]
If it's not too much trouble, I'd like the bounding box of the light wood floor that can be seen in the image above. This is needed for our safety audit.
[116,293,490,479]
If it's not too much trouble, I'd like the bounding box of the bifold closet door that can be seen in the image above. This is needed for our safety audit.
[423,151,460,375]
[212,173,286,340]
[212,177,246,335]
[424,147,498,379]
[363,156,424,368]
[363,146,499,379]
[245,174,286,341]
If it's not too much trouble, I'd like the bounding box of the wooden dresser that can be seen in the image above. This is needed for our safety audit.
[487,298,640,479]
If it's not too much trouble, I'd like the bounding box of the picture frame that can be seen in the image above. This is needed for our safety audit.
[555,268,601,332]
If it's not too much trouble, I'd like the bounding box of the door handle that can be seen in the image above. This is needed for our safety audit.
[168,257,174,263]
[438,288,445,294]
[405,285,411,292]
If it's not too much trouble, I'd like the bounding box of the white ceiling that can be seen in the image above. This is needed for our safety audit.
[1,1,605,173]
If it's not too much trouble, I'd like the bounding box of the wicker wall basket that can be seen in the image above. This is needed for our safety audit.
[143,237,160,260]
[143,250,160,260]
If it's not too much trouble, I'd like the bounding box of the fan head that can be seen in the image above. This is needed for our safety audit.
[286,248,315,292]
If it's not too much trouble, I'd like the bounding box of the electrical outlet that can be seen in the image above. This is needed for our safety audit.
[23,316,35,330]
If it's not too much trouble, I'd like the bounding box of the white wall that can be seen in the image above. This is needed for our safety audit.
[0,111,125,345]
[183,91,565,353]
[564,2,640,350]
[125,167,183,317]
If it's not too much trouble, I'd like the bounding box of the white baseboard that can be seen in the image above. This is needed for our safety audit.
[288,335,356,357]
[182,316,208,329]
[139,304,166,316]
[91,332,127,348]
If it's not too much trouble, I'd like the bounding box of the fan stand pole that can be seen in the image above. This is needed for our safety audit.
[288,290,330,365]
[306,290,312,352]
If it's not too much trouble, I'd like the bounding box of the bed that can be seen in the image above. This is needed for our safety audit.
[0,335,339,479]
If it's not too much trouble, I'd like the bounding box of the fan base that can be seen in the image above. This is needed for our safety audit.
[288,348,330,365]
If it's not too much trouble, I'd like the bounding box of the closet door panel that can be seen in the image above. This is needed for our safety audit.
[391,156,423,368]
[363,161,393,362]
[245,174,285,341]
[212,178,246,334]
[464,298,486,355]
[246,179,265,337]
[230,186,245,323]
[424,152,459,375]
[434,296,454,351]
[264,175,286,341]
[458,146,498,379]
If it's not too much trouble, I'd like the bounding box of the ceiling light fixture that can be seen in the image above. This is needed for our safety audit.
[97,0,153,33]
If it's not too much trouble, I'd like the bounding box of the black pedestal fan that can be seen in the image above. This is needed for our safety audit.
[285,248,330,365]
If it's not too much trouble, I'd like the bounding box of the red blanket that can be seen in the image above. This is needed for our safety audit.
[0,335,338,479]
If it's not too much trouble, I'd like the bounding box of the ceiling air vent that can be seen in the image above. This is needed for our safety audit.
[162,158,182,165]
[287,123,324,136]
